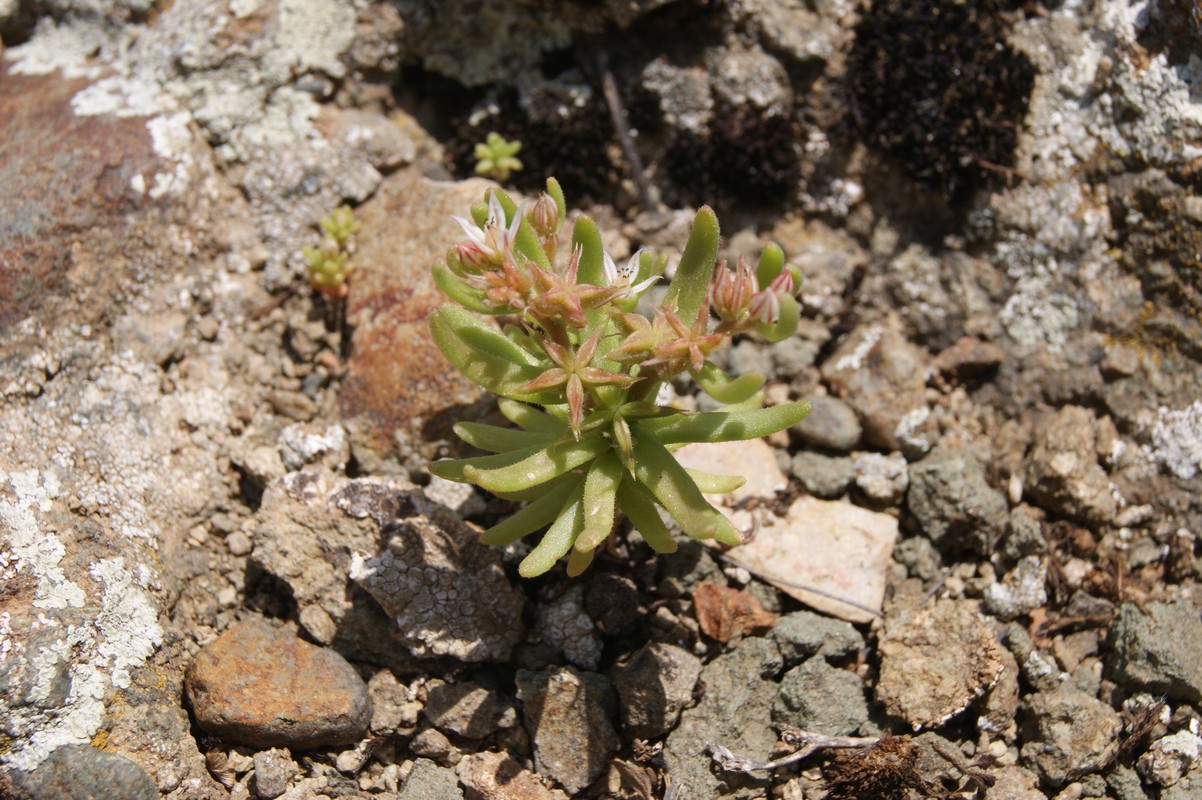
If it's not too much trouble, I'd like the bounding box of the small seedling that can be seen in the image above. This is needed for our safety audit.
[474,132,523,182]
[429,178,810,577]
[304,205,361,299]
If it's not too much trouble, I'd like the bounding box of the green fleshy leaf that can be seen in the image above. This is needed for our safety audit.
[565,547,595,577]
[480,476,582,544]
[685,469,746,494]
[575,453,623,553]
[636,400,812,444]
[616,479,677,553]
[453,422,557,453]
[547,177,566,232]
[498,399,567,434]
[692,361,765,404]
[663,206,719,323]
[488,473,575,501]
[432,262,492,314]
[755,243,785,288]
[429,306,556,402]
[428,444,545,483]
[755,294,800,343]
[464,435,609,494]
[571,215,606,287]
[632,433,741,545]
[519,488,585,577]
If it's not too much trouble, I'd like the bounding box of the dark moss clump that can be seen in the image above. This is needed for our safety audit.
[662,103,802,214]
[846,0,1035,201]
[444,86,620,202]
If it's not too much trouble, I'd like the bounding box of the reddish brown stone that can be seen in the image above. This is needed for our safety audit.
[186,619,371,749]
[339,170,499,453]
[0,67,177,332]
[692,581,778,643]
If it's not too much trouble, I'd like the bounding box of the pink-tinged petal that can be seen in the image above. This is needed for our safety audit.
[518,369,569,393]
[579,368,636,386]
[486,191,506,229]
[566,374,586,435]
[769,269,795,295]
[576,328,602,366]
[749,289,780,324]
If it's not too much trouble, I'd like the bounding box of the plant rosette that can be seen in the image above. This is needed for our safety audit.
[429,178,810,577]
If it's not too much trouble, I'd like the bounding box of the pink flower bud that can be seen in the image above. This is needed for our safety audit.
[528,193,559,238]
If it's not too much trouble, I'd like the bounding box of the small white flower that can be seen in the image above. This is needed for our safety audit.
[450,190,522,265]
[603,248,658,295]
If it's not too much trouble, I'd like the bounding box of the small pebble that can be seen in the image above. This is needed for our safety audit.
[186,619,371,749]
[793,395,862,452]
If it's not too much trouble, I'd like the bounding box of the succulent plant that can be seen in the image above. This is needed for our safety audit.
[429,179,811,577]
[304,205,361,298]
[474,132,523,182]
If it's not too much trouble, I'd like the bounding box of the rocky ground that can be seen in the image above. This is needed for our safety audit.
[2,0,1202,798]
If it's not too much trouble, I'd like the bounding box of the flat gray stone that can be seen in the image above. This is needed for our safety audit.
[11,745,157,800]
[1110,600,1202,704]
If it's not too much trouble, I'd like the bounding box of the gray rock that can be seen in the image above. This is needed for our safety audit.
[793,395,862,452]
[10,745,157,800]
[664,638,782,799]
[772,658,868,736]
[892,536,942,581]
[1000,505,1047,561]
[768,610,864,666]
[982,556,1048,621]
[725,338,773,379]
[1107,764,1151,800]
[613,643,702,739]
[1024,406,1117,524]
[410,727,462,767]
[1163,765,1202,800]
[252,748,296,800]
[640,58,714,134]
[186,619,371,749]
[424,680,518,740]
[1110,600,1202,704]
[743,0,851,65]
[791,450,855,498]
[1019,685,1121,786]
[399,758,463,800]
[515,666,618,795]
[656,539,724,599]
[1139,731,1202,788]
[853,451,909,505]
[906,445,1009,555]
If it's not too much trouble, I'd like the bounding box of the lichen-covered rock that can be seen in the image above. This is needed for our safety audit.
[515,666,618,795]
[1019,685,1121,787]
[876,600,1006,730]
[253,475,524,666]
[982,556,1048,621]
[534,584,602,670]
[612,643,702,739]
[186,619,371,749]
[1110,600,1202,704]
